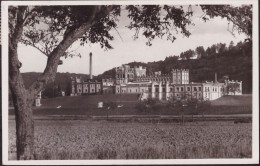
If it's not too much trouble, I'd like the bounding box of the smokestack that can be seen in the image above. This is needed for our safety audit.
[89,52,93,79]
[215,72,217,83]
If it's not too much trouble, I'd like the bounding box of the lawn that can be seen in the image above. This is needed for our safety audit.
[8,94,252,116]
[211,95,252,106]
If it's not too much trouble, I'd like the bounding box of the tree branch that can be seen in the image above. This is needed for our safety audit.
[28,6,105,96]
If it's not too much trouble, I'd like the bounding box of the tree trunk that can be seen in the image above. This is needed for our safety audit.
[11,90,35,160]
[8,6,103,160]
[9,47,35,160]
[9,47,34,160]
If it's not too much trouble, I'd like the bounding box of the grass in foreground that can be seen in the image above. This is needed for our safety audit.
[30,143,251,160]
[9,120,252,160]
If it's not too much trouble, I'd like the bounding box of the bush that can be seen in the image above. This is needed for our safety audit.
[167,96,184,113]
[135,98,164,113]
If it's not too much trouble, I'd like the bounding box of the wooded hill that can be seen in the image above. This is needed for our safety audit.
[21,40,252,98]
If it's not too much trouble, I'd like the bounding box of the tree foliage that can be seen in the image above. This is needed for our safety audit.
[167,96,184,113]
[126,5,194,46]
[135,98,161,113]
[195,46,206,59]
[180,49,195,60]
[200,5,252,39]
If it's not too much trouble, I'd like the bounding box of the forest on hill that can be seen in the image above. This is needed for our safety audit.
[20,40,252,99]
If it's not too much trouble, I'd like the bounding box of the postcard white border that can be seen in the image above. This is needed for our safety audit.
[2,0,259,165]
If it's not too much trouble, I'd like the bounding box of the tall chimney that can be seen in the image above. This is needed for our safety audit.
[89,52,93,79]
[215,72,217,83]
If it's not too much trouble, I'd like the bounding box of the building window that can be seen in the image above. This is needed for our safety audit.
[187,87,190,91]
[163,88,166,92]
[155,88,159,93]
[194,87,197,91]
[198,87,201,91]
[170,88,173,92]
[181,87,184,92]
[136,89,138,92]
[149,88,152,92]
[176,87,179,92]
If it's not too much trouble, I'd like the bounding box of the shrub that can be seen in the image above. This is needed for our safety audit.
[167,96,184,114]
[135,98,164,113]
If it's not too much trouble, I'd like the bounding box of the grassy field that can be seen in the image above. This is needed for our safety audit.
[211,95,252,106]
[8,120,252,160]
[8,94,252,116]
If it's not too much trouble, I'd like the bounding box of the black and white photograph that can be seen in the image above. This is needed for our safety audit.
[1,0,259,165]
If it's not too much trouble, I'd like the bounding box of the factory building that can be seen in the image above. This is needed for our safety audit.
[71,77,102,96]
[113,65,241,101]
[71,52,102,96]
[71,57,242,101]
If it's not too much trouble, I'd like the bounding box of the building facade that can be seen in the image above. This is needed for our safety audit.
[113,65,242,101]
[71,64,242,101]
[115,65,146,84]
[71,77,102,96]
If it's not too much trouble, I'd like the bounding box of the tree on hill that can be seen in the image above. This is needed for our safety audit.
[195,46,206,59]
[216,43,227,54]
[180,49,195,60]
[8,5,252,159]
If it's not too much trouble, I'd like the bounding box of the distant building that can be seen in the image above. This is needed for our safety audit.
[115,65,146,84]
[70,64,242,101]
[71,77,102,96]
[34,91,42,107]
[101,78,115,94]
[102,78,115,86]
[114,65,242,101]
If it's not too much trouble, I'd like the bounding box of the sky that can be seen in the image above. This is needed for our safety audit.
[18,5,247,75]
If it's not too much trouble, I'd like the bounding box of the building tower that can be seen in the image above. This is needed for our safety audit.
[171,69,189,84]
[89,52,93,79]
